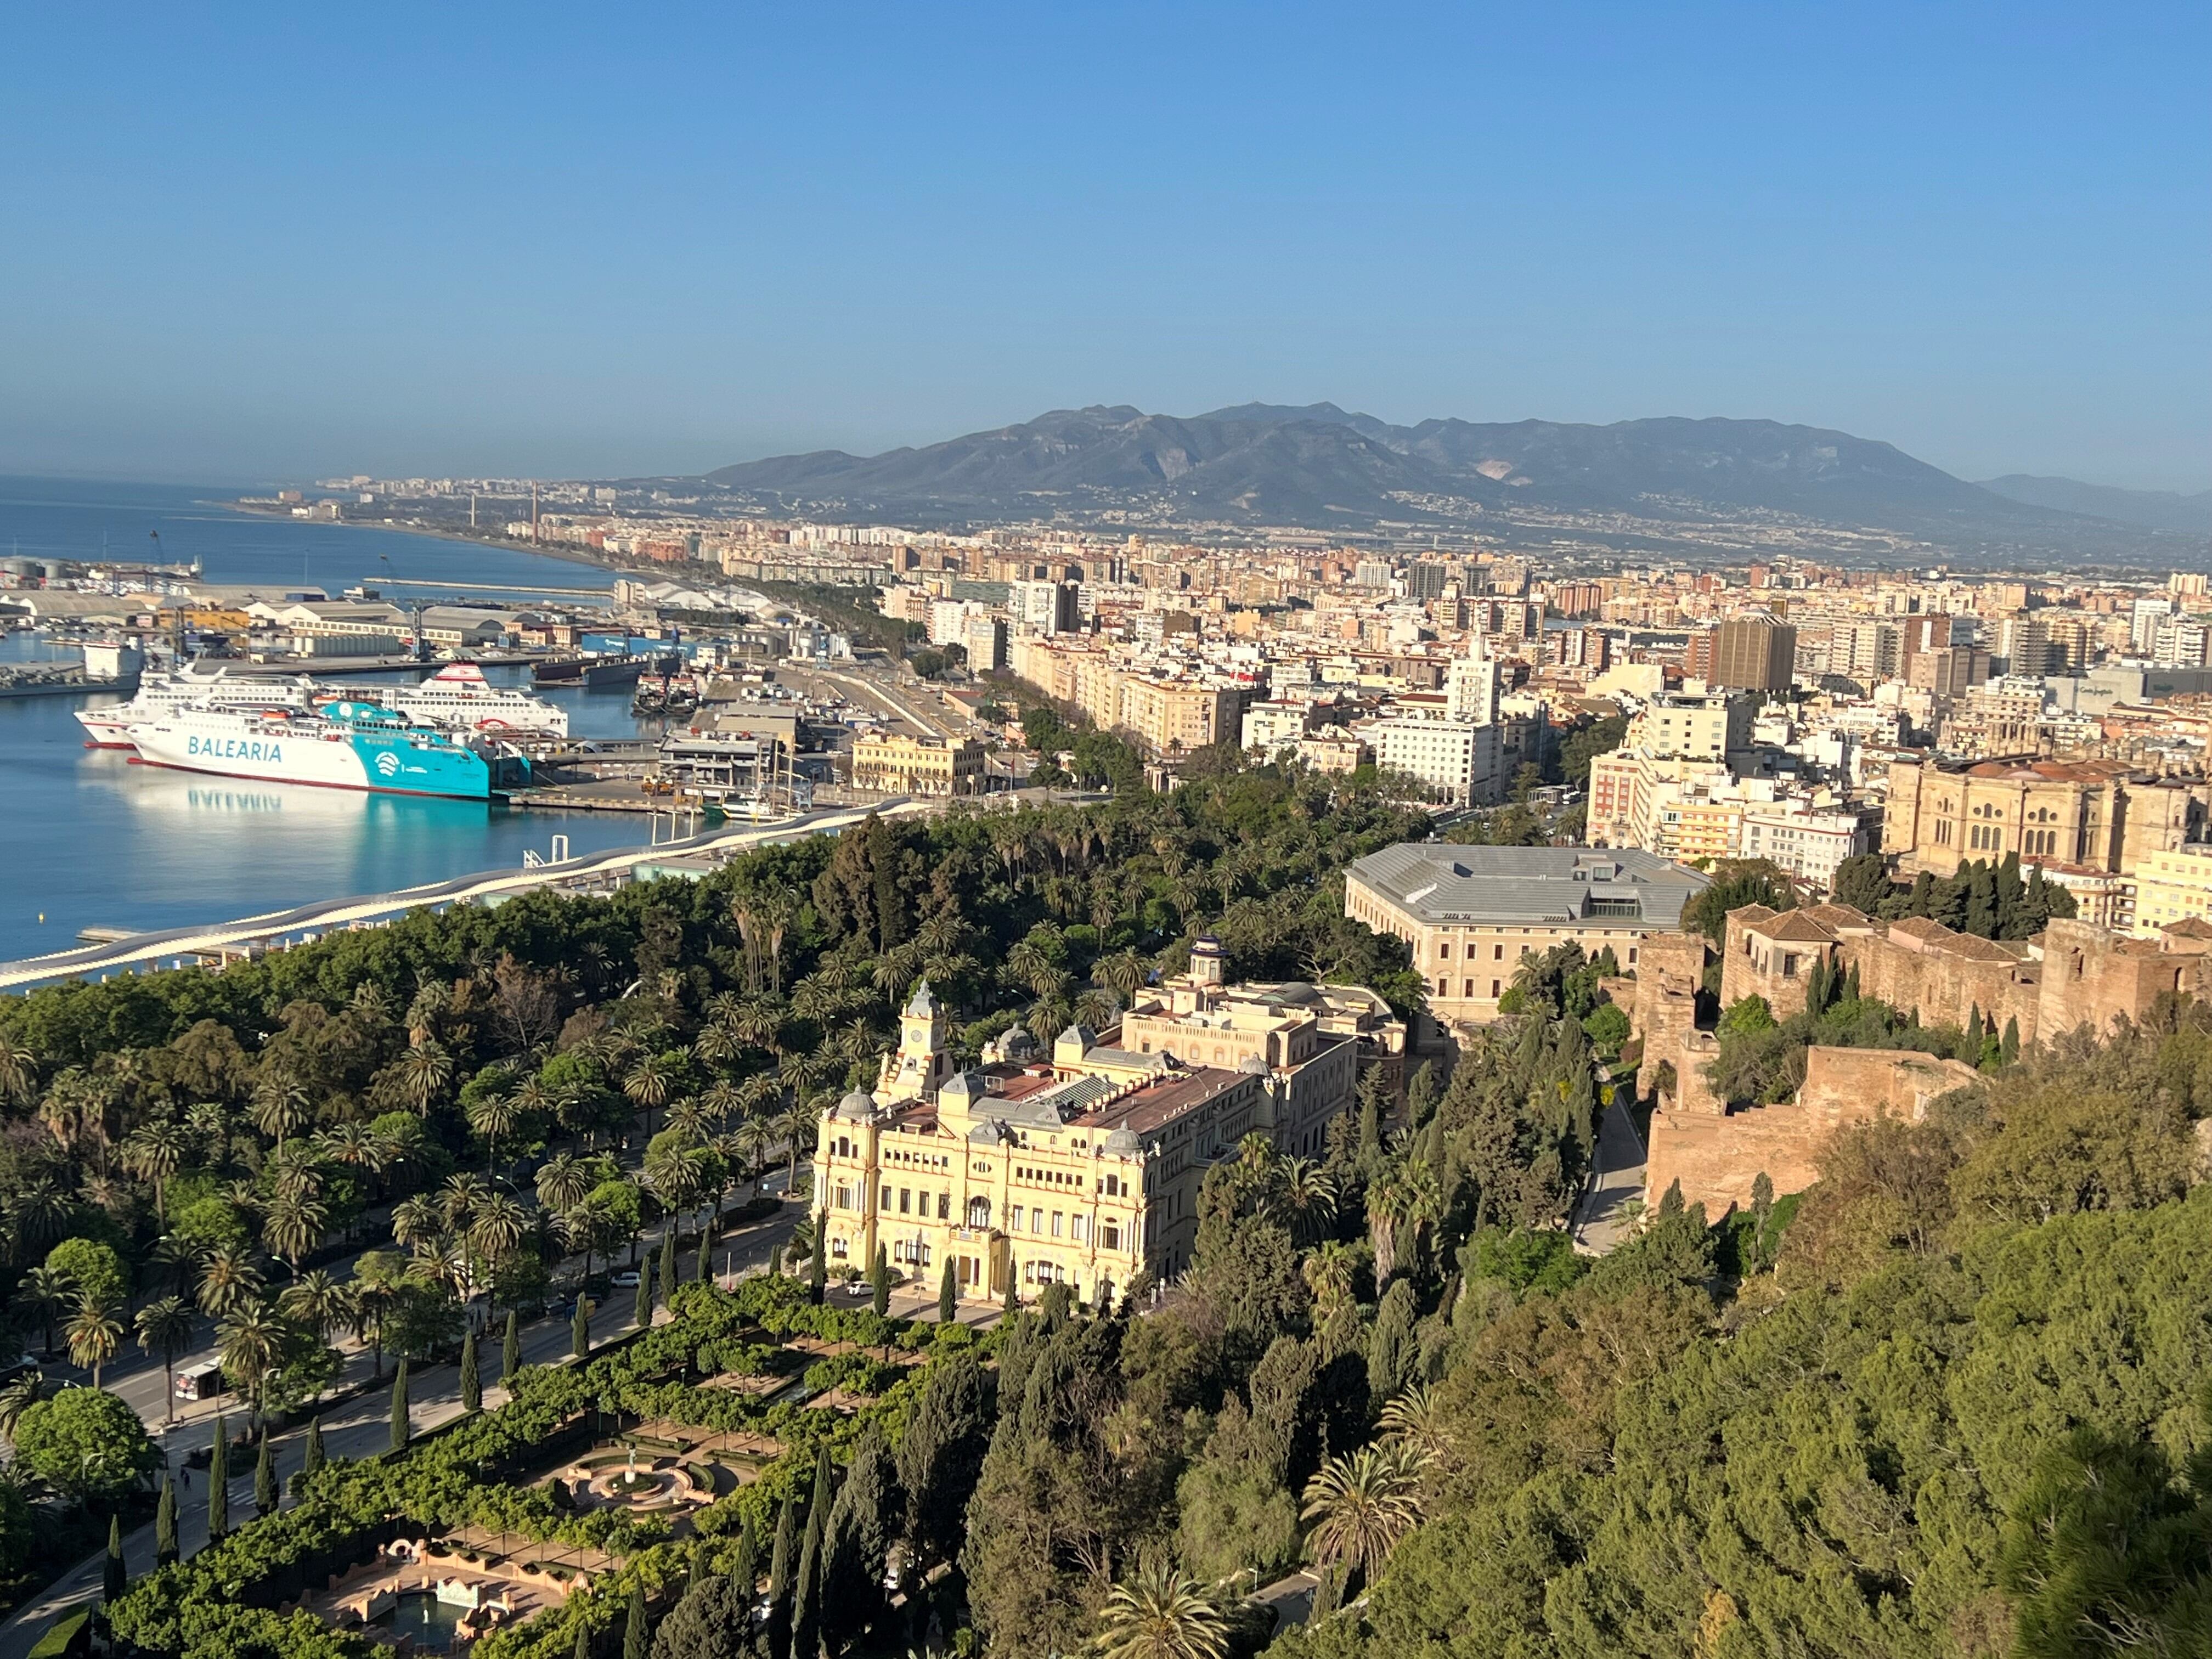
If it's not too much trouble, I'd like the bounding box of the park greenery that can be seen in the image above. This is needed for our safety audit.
[0,767,1425,1622]
[0,759,2203,1657]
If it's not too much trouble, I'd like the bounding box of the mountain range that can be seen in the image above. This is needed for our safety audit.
[702,404,2208,563]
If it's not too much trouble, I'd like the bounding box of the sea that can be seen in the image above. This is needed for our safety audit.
[0,476,687,966]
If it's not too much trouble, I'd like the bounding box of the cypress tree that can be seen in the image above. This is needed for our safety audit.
[2002,1015,2022,1066]
[255,1427,277,1516]
[938,1257,957,1324]
[1963,1005,1985,1061]
[390,1359,411,1452]
[792,1463,828,1659]
[633,1266,654,1331]
[303,1414,326,1480]
[207,1414,230,1541]
[870,1244,890,1318]
[155,1473,179,1567]
[765,1493,796,1653]
[1002,1273,1018,1315]
[1844,962,1861,1003]
[460,1327,481,1413]
[697,1221,714,1284]
[1357,1076,1381,1162]
[573,1296,592,1359]
[572,1626,590,1659]
[659,1231,678,1309]
[730,1518,759,1600]
[808,1214,827,1306]
[104,1514,125,1604]
[622,1583,648,1659]
[503,1309,521,1386]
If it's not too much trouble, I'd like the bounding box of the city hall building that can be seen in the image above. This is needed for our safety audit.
[813,942,1402,1306]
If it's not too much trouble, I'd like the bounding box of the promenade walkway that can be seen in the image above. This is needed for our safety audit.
[0,800,920,990]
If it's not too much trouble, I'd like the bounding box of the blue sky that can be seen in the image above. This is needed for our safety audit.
[2,3,2205,489]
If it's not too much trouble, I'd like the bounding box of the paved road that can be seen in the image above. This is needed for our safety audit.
[1570,1096,1648,1255]
[0,1194,804,1659]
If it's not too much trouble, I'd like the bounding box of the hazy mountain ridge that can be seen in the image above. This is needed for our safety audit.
[704,404,2204,560]
[1977,473,2212,535]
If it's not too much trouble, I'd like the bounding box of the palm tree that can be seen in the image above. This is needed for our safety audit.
[469,1194,531,1270]
[0,1369,49,1441]
[391,1195,444,1255]
[1300,1444,1426,1594]
[351,1252,407,1379]
[774,1101,816,1192]
[466,1087,522,1177]
[249,1075,312,1150]
[135,1297,197,1424]
[644,1144,709,1238]
[535,1152,594,1214]
[9,1184,74,1263]
[1377,1383,1452,1463]
[263,1192,329,1277]
[1271,1158,1338,1245]
[623,1054,675,1137]
[14,1266,74,1357]
[217,1305,288,1427]
[196,1245,263,1319]
[733,1119,774,1194]
[0,1034,38,1109]
[439,1172,488,1230]
[265,1140,325,1202]
[65,1297,123,1386]
[1301,1242,1358,1324]
[149,1233,205,1301]
[315,1121,392,1182]
[691,1022,742,1071]
[393,1040,455,1116]
[120,1122,190,1222]
[276,1271,354,1345]
[1091,1555,1231,1659]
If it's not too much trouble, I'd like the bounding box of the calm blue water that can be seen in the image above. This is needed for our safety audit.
[0,475,614,600]
[0,478,680,963]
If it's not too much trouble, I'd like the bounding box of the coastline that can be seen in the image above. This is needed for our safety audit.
[218,500,628,580]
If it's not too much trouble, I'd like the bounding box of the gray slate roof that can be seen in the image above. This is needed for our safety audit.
[1346,843,1709,929]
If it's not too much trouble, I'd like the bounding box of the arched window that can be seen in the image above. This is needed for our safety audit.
[966,1197,991,1229]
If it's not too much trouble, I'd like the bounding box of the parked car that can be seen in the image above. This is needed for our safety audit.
[611,1270,642,1289]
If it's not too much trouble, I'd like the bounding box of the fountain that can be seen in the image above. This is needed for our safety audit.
[552,1450,709,1515]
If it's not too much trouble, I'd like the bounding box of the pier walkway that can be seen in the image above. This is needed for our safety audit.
[0,799,919,992]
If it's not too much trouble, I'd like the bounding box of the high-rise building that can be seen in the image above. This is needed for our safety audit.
[1708,614,1797,691]
[1406,561,1451,601]
[1010,579,1080,636]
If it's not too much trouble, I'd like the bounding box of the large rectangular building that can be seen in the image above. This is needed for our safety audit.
[1345,843,1709,1025]
[815,963,1400,1304]
[850,732,986,796]
[1881,755,2212,876]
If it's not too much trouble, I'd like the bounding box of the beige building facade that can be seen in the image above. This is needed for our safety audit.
[1345,843,1708,1025]
[849,732,986,797]
[1881,755,2212,876]
[814,960,1399,1304]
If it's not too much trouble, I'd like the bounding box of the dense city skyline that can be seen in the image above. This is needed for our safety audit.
[4,4,2206,489]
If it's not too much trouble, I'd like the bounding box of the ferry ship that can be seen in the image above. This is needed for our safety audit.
[358,663,569,737]
[77,664,317,748]
[124,702,496,799]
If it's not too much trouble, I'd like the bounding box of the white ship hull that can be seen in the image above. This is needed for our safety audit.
[78,668,315,749]
[125,706,494,800]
